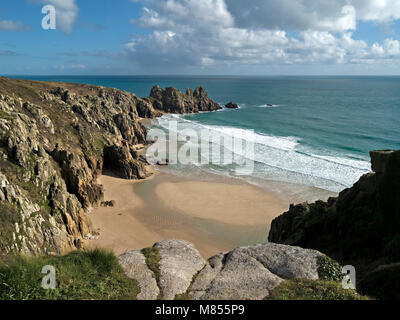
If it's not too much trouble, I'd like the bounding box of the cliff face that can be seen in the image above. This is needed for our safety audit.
[0,77,221,255]
[268,150,400,298]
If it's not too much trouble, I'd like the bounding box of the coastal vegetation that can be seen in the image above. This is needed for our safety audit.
[268,279,369,300]
[141,246,163,300]
[0,249,140,300]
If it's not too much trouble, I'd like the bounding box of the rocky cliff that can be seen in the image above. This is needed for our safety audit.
[0,77,221,255]
[149,85,221,113]
[268,150,400,299]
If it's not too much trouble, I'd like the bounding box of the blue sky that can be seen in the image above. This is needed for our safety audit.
[1,0,400,75]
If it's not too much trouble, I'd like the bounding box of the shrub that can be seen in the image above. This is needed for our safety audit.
[317,255,343,282]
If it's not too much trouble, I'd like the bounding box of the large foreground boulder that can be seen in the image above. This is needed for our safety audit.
[118,250,160,300]
[154,240,206,300]
[119,240,327,300]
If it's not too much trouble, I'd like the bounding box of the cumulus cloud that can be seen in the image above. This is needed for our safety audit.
[38,0,78,34]
[126,0,400,71]
[0,20,30,32]
[353,0,400,23]
[227,0,356,32]
[371,39,400,57]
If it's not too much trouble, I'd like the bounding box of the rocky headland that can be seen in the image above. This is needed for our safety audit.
[0,77,220,255]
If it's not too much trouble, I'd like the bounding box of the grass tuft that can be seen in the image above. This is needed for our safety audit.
[0,249,140,300]
[141,246,163,300]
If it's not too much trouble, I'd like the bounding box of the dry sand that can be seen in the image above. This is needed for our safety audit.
[154,180,286,227]
[88,170,335,258]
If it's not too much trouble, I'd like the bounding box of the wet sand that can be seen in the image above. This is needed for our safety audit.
[88,170,335,258]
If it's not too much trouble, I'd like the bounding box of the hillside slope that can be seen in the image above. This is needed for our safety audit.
[0,77,220,255]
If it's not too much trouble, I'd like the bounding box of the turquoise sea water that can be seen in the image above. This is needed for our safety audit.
[11,75,400,192]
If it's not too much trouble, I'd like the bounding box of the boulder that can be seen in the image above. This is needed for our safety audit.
[188,253,226,300]
[197,250,283,300]
[117,240,328,300]
[119,250,160,300]
[100,200,116,207]
[225,102,238,109]
[190,243,322,300]
[236,242,322,279]
[154,240,206,300]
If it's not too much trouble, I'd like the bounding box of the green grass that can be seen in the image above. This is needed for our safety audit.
[141,246,163,300]
[268,279,370,300]
[0,249,140,300]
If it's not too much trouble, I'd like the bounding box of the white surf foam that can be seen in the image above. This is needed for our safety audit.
[152,114,371,193]
[257,104,281,108]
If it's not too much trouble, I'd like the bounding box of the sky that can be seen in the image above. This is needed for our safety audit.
[1,0,400,75]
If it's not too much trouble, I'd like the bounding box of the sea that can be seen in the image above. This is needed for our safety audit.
[10,75,400,193]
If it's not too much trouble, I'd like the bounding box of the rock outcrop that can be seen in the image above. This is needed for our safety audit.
[154,240,206,300]
[0,77,221,255]
[119,250,160,300]
[269,149,400,299]
[119,240,327,300]
[149,85,221,114]
[225,102,238,109]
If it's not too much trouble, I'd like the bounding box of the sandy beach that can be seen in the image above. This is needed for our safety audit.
[88,169,335,258]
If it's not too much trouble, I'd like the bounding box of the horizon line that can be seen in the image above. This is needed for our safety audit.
[3,74,400,77]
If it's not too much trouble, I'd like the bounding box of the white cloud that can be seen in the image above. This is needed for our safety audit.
[227,0,400,31]
[371,39,400,57]
[126,0,400,72]
[353,0,400,23]
[38,0,78,34]
[132,0,234,31]
[0,20,30,32]
[227,0,357,32]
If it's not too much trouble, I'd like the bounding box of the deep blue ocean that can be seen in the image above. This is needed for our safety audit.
[10,75,400,192]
